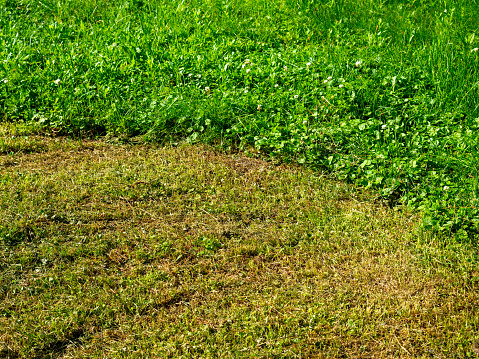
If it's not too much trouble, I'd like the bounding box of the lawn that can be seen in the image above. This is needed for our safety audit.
[1,0,479,357]
[1,0,479,232]
[0,123,478,357]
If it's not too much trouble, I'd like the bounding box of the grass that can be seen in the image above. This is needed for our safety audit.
[1,123,478,358]
[1,0,479,232]
[1,0,479,356]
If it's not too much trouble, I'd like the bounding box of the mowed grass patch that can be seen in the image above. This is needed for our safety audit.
[0,128,478,358]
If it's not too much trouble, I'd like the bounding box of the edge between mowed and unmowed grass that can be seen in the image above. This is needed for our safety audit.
[2,0,479,235]
[1,0,479,357]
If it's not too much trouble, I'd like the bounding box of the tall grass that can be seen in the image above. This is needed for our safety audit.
[1,0,479,235]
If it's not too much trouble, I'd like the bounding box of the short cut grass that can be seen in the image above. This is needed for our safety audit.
[0,125,478,358]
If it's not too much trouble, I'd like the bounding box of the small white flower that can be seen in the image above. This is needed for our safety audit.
[188,73,193,77]
[306,62,311,67]
[327,76,332,80]
[245,59,250,64]
[443,186,449,190]
[323,80,328,84]
[294,94,299,99]
[303,120,308,124]
[274,84,279,88]
[244,88,248,93]
[284,66,288,71]
[54,79,61,85]
[205,86,210,93]
[246,68,251,74]
[355,61,362,67]
[257,104,262,110]
[242,64,246,69]
[472,48,479,52]
[2,78,7,83]
[381,124,387,129]
[338,84,344,88]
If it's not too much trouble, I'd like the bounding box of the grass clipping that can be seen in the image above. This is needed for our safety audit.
[0,130,478,358]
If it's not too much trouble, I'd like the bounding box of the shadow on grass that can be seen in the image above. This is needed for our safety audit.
[0,348,21,359]
[31,329,85,359]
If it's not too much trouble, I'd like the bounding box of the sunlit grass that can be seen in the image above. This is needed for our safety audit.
[2,1,479,356]
[0,126,478,357]
[2,0,479,232]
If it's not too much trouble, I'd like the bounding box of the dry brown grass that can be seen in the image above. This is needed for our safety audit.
[0,125,478,358]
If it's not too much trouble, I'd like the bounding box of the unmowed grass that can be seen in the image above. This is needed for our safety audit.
[1,0,479,232]
[0,125,479,358]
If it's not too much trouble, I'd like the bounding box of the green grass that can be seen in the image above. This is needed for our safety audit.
[2,2,479,356]
[1,0,479,233]
[0,126,478,358]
